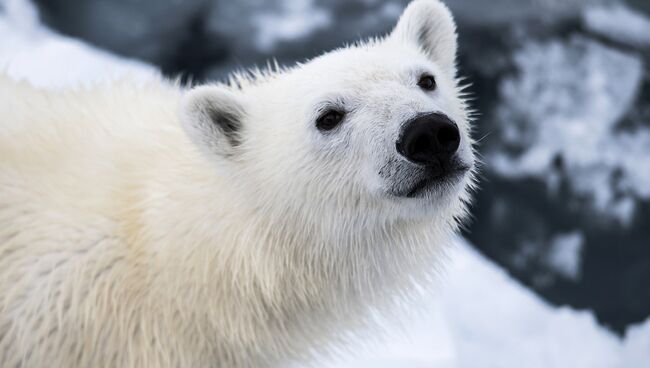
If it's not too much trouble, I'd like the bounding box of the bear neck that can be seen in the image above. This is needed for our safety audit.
[131,147,452,362]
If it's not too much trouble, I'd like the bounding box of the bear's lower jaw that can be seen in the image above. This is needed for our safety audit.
[404,166,470,198]
[401,162,471,199]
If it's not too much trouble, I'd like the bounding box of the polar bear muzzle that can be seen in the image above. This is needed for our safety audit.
[396,112,460,166]
[394,112,468,198]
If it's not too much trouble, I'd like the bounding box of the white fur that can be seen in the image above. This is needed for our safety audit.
[0,1,476,367]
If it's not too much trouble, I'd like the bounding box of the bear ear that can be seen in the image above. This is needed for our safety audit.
[180,85,246,159]
[390,0,458,76]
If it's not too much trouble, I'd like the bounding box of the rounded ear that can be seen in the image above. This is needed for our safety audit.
[180,85,246,160]
[390,0,458,76]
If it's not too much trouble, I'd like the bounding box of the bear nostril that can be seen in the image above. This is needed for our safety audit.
[409,134,432,158]
[437,124,460,153]
[397,112,461,166]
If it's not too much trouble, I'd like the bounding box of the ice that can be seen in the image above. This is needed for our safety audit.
[252,0,331,51]
[583,4,650,48]
[490,36,647,224]
[545,232,584,281]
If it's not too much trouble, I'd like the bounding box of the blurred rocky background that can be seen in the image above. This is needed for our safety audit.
[30,0,650,334]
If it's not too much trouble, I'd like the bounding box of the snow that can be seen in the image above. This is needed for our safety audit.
[545,231,584,281]
[490,36,648,224]
[0,0,158,89]
[583,4,650,48]
[1,2,649,367]
[379,2,403,19]
[251,0,331,52]
[324,238,650,368]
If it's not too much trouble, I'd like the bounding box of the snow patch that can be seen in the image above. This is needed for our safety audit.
[490,36,647,224]
[0,0,158,89]
[1,0,40,31]
[379,2,403,19]
[323,238,650,368]
[583,4,650,48]
[252,0,331,52]
[545,231,584,281]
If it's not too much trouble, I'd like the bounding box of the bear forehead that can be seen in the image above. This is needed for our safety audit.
[290,42,436,89]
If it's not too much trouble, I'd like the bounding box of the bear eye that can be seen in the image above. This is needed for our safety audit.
[316,109,345,131]
[417,74,437,91]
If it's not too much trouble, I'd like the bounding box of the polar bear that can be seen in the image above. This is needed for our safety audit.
[0,0,475,367]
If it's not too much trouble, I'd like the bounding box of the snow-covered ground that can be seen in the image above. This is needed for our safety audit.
[324,238,650,368]
[1,1,649,367]
[0,0,157,88]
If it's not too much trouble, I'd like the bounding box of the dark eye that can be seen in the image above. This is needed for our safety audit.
[316,109,345,131]
[417,74,437,91]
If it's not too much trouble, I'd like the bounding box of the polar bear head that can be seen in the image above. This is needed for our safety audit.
[181,0,475,228]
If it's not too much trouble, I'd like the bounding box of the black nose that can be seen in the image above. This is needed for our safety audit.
[396,112,460,166]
